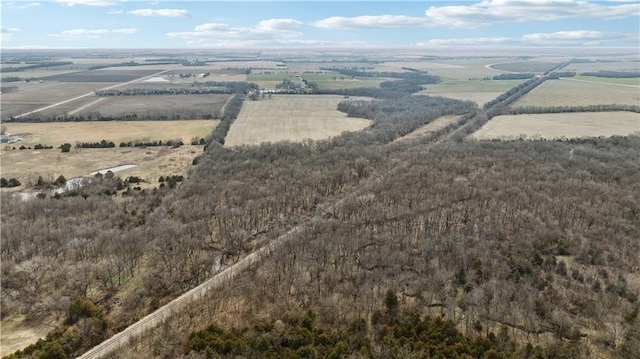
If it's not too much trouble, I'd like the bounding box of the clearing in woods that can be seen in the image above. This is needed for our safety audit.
[394,115,460,143]
[223,95,372,147]
[0,120,218,188]
[469,112,640,140]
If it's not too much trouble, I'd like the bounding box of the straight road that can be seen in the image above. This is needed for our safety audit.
[13,67,178,119]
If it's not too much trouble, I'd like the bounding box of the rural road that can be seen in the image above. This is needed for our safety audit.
[13,67,178,119]
[76,225,304,359]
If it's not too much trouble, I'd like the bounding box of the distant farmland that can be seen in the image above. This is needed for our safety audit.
[470,112,640,140]
[224,95,372,147]
[489,61,560,73]
[514,79,640,107]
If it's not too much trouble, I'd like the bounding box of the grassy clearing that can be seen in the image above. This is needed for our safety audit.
[514,79,640,107]
[1,121,214,188]
[394,115,460,143]
[2,120,218,147]
[470,112,640,140]
[224,95,372,147]
[0,317,57,358]
[1,145,203,189]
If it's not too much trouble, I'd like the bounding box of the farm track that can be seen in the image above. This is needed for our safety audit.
[77,225,305,359]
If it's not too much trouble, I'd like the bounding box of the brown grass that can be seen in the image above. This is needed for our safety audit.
[1,120,217,188]
[470,112,640,140]
[514,79,640,107]
[224,95,372,147]
[0,317,57,357]
[394,115,460,142]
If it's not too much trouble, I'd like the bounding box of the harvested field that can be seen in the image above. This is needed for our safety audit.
[489,61,560,73]
[514,79,640,107]
[2,120,218,147]
[394,115,460,142]
[1,82,119,118]
[422,79,526,106]
[563,61,640,73]
[41,69,162,82]
[224,95,372,147]
[570,75,640,87]
[71,94,230,118]
[470,112,640,140]
[379,58,509,80]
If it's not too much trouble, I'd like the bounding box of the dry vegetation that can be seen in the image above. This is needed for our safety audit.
[1,120,216,188]
[394,115,460,142]
[470,112,640,140]
[223,95,372,147]
[514,79,640,107]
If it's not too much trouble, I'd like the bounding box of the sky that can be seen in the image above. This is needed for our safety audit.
[1,0,639,49]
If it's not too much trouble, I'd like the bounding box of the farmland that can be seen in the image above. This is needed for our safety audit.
[421,79,526,106]
[394,115,460,142]
[470,111,640,140]
[488,60,560,73]
[514,78,640,107]
[0,120,216,188]
[223,95,372,147]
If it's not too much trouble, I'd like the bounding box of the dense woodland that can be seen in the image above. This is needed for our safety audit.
[2,67,639,359]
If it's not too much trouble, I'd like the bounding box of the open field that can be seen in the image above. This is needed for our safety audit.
[394,115,460,142]
[571,75,640,87]
[1,145,203,190]
[41,69,164,82]
[489,60,560,73]
[421,79,526,106]
[2,120,217,147]
[514,79,640,107]
[1,120,215,188]
[224,95,372,147]
[71,94,230,118]
[470,111,640,140]
[563,60,640,73]
[378,58,509,80]
[1,82,119,118]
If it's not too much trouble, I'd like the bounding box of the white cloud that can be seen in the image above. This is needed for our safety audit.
[416,37,514,46]
[56,0,120,6]
[127,8,189,17]
[108,9,124,14]
[0,26,20,42]
[520,30,632,46]
[425,0,639,28]
[311,15,430,30]
[49,28,137,39]
[167,18,304,46]
[20,2,41,8]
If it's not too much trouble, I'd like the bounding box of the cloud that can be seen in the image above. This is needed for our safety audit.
[416,37,514,46]
[127,8,189,17]
[311,15,430,30]
[425,0,639,28]
[108,9,124,14]
[0,26,20,42]
[520,30,635,46]
[49,28,138,39]
[20,2,41,8]
[167,19,304,45]
[56,0,117,6]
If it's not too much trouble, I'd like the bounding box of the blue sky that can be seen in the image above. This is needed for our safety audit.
[1,0,638,49]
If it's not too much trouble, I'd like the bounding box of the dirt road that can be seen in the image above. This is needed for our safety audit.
[76,225,303,359]
[13,67,177,119]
